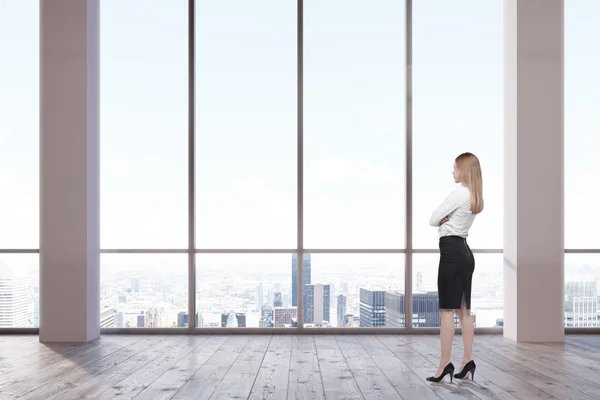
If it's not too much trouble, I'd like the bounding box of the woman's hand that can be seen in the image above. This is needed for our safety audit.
[439,216,449,225]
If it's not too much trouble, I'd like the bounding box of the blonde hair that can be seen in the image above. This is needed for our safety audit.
[455,152,484,214]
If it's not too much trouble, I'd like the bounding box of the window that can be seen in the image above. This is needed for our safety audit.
[99,1,189,329]
[564,255,600,328]
[0,255,38,328]
[100,0,188,249]
[195,0,297,249]
[412,0,503,250]
[412,254,503,328]
[92,0,508,332]
[100,254,187,328]
[195,254,294,328]
[0,1,39,329]
[565,1,600,249]
[0,0,39,249]
[565,2,600,328]
[307,254,405,328]
[304,0,406,249]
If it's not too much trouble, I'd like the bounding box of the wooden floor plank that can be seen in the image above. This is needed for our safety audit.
[170,335,250,400]
[0,339,101,372]
[314,335,363,400]
[19,335,152,400]
[472,335,599,400]
[134,335,230,400]
[335,335,405,399]
[378,335,481,400]
[51,335,186,400]
[449,335,589,400]
[94,336,210,400]
[448,336,557,400]
[486,335,600,391]
[416,334,525,400]
[1,336,140,398]
[0,334,598,400]
[207,335,271,400]
[248,335,293,400]
[287,335,326,400]
[356,335,440,400]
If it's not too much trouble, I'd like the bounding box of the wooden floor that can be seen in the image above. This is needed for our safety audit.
[0,335,599,400]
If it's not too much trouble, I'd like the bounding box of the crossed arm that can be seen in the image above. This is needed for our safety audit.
[429,188,464,227]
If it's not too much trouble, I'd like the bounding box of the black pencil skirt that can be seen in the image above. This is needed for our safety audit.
[438,236,475,310]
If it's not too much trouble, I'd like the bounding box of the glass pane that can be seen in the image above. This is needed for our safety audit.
[413,253,503,328]
[306,254,405,328]
[196,254,295,328]
[0,255,39,328]
[304,0,406,249]
[195,1,297,249]
[100,254,188,328]
[0,1,39,248]
[565,1,600,249]
[100,1,188,248]
[412,0,503,249]
[565,254,600,328]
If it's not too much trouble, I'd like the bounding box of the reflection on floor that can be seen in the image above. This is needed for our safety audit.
[0,334,599,399]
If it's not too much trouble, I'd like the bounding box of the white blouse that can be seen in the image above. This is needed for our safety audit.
[429,184,476,238]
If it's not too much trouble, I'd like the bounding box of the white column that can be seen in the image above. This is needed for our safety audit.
[504,0,564,343]
[40,0,100,343]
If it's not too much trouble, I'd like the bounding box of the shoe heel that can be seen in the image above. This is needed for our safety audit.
[471,370,475,381]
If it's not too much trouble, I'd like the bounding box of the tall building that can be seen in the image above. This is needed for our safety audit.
[260,305,274,328]
[178,312,200,328]
[221,312,246,328]
[221,313,235,327]
[385,291,405,328]
[236,313,246,328]
[273,307,297,328]
[304,284,330,324]
[292,253,311,307]
[100,307,116,328]
[565,280,598,327]
[274,292,283,307]
[137,313,145,328]
[411,292,440,327]
[0,264,29,328]
[177,311,188,328]
[360,289,386,327]
[115,312,124,328]
[386,291,477,328]
[145,307,162,328]
[257,283,263,312]
[337,294,347,327]
[131,278,140,293]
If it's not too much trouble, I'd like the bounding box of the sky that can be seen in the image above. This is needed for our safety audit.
[0,0,598,274]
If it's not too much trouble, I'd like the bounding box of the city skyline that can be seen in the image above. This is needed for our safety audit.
[1,0,600,330]
[1,252,600,329]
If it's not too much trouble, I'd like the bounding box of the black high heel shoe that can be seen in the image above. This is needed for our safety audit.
[426,362,455,383]
[454,360,476,380]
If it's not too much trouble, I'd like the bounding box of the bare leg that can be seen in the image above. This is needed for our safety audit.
[458,294,474,369]
[436,309,455,376]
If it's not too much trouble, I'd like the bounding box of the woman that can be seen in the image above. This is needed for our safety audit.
[426,152,483,383]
